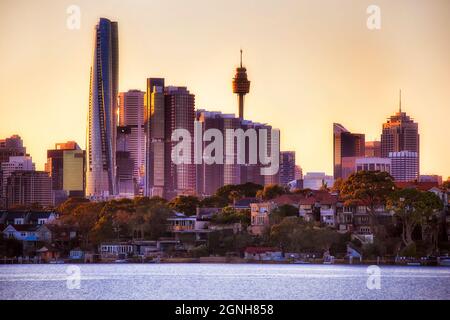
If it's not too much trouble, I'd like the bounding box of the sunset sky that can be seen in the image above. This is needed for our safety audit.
[0,0,449,179]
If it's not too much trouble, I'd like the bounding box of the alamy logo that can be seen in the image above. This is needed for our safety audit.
[66,5,81,30]
[367,5,381,30]
[66,265,81,290]
[366,265,381,290]
[171,121,280,175]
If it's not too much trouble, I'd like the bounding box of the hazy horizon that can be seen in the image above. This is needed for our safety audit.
[1,0,449,179]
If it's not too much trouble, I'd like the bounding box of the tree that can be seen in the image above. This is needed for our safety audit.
[60,202,104,248]
[169,195,200,216]
[215,183,263,202]
[387,189,443,248]
[442,180,450,190]
[199,195,228,208]
[257,184,289,200]
[132,204,172,240]
[340,171,395,232]
[270,204,299,225]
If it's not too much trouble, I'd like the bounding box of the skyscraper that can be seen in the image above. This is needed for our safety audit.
[381,92,419,177]
[118,90,146,194]
[333,123,365,179]
[116,126,134,197]
[232,50,250,119]
[164,86,196,198]
[145,78,166,198]
[86,18,119,199]
[196,110,226,196]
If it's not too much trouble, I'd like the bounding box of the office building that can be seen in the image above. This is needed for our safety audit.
[118,90,146,194]
[389,151,419,182]
[45,141,84,204]
[333,123,365,179]
[381,92,419,176]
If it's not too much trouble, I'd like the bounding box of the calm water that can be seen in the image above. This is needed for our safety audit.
[1,263,449,300]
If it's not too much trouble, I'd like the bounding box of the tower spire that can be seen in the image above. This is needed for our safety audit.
[240,49,243,68]
[399,89,402,113]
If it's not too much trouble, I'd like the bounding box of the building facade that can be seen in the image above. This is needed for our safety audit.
[6,171,53,208]
[118,90,146,194]
[389,151,419,182]
[333,123,365,179]
[381,103,419,177]
[279,151,296,186]
[45,142,84,204]
[145,78,166,198]
[86,18,119,199]
[355,157,391,174]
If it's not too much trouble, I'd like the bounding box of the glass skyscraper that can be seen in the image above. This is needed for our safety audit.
[86,18,119,198]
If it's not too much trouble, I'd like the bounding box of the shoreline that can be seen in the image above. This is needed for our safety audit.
[1,257,448,267]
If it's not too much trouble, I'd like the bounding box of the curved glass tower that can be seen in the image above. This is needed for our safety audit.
[86,18,118,198]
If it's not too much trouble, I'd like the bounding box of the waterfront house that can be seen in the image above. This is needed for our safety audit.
[98,242,134,259]
[244,247,283,261]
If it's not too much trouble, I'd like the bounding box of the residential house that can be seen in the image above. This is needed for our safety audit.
[244,247,283,261]
[249,202,277,236]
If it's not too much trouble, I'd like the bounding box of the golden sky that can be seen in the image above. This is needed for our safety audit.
[0,0,449,179]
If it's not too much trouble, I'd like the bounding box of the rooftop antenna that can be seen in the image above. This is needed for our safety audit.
[399,89,402,113]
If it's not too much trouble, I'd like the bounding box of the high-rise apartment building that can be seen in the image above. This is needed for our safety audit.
[279,151,296,186]
[118,90,146,194]
[86,18,119,199]
[389,151,419,182]
[381,94,419,176]
[333,123,365,179]
[1,156,35,198]
[196,110,226,196]
[6,171,53,208]
[164,86,196,198]
[45,141,84,204]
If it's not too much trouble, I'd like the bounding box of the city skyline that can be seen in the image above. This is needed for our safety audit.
[1,0,450,179]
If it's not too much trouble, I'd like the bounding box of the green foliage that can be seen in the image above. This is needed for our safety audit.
[387,189,443,247]
[215,183,263,202]
[168,195,200,216]
[211,207,250,225]
[268,216,346,254]
[270,204,299,225]
[199,195,228,208]
[257,184,289,200]
[340,171,395,209]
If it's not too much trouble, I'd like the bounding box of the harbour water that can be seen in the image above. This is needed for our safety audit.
[1,264,449,300]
